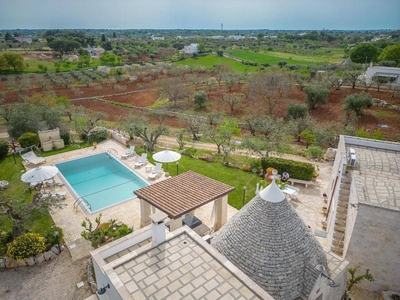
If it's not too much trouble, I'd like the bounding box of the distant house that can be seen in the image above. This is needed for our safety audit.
[180,43,198,55]
[228,35,245,40]
[151,36,164,40]
[365,66,400,85]
[210,35,224,39]
[84,47,105,57]
[15,36,32,44]
[339,57,352,66]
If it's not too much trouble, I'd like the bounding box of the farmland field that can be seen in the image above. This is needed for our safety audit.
[226,49,345,66]
[174,55,258,72]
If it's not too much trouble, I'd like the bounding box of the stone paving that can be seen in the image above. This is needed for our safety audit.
[351,145,400,211]
[113,232,262,300]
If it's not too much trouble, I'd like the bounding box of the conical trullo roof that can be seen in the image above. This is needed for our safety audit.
[212,181,327,300]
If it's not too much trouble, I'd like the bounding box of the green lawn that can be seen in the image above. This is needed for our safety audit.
[0,155,55,254]
[147,147,262,209]
[174,55,258,73]
[226,49,344,66]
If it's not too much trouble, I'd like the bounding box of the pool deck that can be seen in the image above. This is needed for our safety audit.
[23,139,330,261]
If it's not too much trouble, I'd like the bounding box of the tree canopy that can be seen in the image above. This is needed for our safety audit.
[350,43,379,63]
[344,92,373,116]
[304,86,329,109]
[378,44,400,66]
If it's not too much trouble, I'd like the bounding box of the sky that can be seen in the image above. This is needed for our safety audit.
[0,0,399,30]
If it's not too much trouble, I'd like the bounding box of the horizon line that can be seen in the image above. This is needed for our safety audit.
[1,28,399,31]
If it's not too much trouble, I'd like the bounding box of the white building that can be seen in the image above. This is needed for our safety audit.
[365,66,400,85]
[326,135,400,292]
[228,35,246,40]
[180,43,198,55]
[15,36,32,44]
[151,36,164,40]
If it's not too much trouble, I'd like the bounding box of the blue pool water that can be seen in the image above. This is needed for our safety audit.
[56,152,148,213]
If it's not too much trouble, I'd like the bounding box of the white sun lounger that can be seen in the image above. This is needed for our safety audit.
[148,163,162,180]
[135,153,148,168]
[21,151,46,165]
[121,146,136,159]
[41,190,67,199]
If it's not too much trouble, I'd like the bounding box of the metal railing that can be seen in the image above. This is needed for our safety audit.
[73,197,91,212]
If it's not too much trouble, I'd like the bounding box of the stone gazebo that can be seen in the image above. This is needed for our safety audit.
[134,171,235,232]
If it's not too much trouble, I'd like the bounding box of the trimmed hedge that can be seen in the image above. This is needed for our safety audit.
[0,140,9,159]
[261,157,315,181]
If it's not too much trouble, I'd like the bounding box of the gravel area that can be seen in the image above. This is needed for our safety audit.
[0,249,92,300]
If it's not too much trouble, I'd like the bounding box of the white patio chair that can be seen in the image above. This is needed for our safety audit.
[148,163,163,180]
[121,146,136,159]
[134,153,148,168]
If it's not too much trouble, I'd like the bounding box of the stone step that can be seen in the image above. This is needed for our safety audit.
[332,239,344,248]
[335,214,347,221]
[337,206,348,214]
[333,232,345,240]
[339,189,350,196]
[331,246,344,256]
[341,177,351,184]
[334,224,346,233]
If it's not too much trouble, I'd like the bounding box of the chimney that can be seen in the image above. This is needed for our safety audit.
[150,211,168,244]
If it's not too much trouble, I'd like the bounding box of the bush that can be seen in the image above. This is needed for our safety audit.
[261,157,315,181]
[60,131,71,146]
[7,233,46,260]
[0,140,9,159]
[114,224,133,239]
[45,226,64,246]
[307,146,324,159]
[18,132,40,148]
[88,127,108,143]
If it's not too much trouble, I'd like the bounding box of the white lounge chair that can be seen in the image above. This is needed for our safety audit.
[21,151,46,166]
[41,190,67,199]
[121,146,136,159]
[134,153,148,168]
[148,163,162,180]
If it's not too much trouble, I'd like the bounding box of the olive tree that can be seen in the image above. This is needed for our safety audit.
[344,92,373,116]
[246,71,291,115]
[304,86,329,109]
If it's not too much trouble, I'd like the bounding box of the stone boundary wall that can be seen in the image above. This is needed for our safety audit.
[0,245,65,269]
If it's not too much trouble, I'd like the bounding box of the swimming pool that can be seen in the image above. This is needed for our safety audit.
[56,152,148,213]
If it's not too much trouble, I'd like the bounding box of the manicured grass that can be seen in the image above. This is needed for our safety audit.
[147,147,262,209]
[174,55,258,73]
[0,155,55,255]
[40,142,92,157]
[226,49,344,66]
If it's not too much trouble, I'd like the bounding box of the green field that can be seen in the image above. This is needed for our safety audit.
[174,55,258,73]
[226,49,344,66]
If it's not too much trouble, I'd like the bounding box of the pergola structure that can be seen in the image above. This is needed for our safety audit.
[134,170,235,232]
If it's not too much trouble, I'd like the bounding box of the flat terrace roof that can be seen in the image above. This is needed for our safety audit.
[344,137,400,211]
[103,227,273,300]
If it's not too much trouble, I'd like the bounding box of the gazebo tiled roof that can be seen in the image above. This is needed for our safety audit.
[134,170,235,219]
[212,181,327,300]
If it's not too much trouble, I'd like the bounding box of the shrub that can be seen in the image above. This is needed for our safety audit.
[0,140,9,159]
[7,233,46,260]
[88,127,108,143]
[307,146,324,159]
[114,224,133,239]
[60,131,71,146]
[45,226,64,246]
[261,157,315,181]
[18,132,40,148]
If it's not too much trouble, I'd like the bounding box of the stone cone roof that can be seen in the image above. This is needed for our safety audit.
[212,195,327,300]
